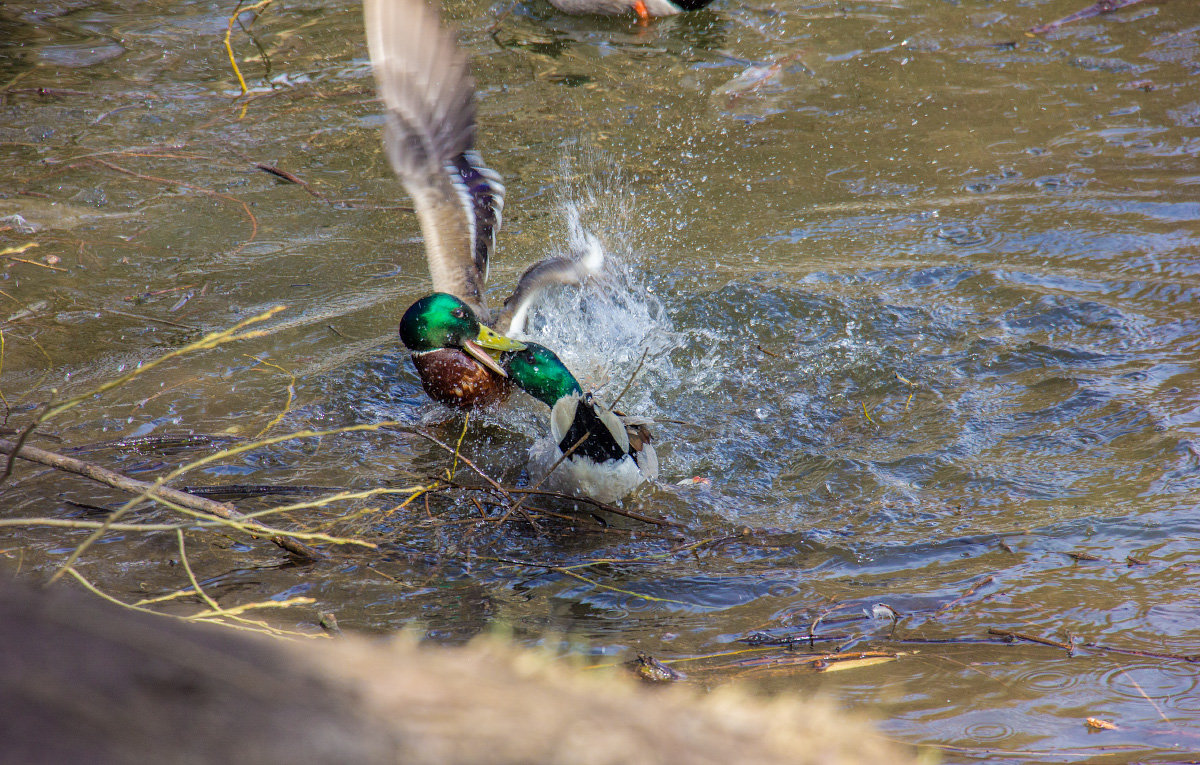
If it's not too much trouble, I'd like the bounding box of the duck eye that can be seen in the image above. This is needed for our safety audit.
[451,308,466,319]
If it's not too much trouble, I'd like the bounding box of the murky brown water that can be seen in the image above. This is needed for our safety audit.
[4,0,1200,759]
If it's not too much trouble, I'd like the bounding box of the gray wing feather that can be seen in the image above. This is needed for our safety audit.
[495,255,599,335]
[365,0,504,320]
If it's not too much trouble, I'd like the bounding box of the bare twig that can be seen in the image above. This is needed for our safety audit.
[0,400,49,485]
[446,413,470,482]
[41,305,284,423]
[225,0,275,99]
[503,487,677,524]
[0,437,322,560]
[98,306,200,330]
[497,431,592,524]
[64,566,319,639]
[411,429,536,524]
[934,575,995,616]
[253,162,326,200]
[609,348,649,410]
[413,430,512,499]
[244,354,295,437]
[988,628,1074,653]
[88,158,259,252]
[1029,0,1149,35]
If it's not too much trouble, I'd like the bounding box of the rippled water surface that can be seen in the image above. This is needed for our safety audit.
[4,0,1200,759]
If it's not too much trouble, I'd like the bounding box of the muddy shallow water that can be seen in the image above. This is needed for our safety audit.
[4,0,1200,760]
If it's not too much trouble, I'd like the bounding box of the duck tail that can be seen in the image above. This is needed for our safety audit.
[494,232,604,336]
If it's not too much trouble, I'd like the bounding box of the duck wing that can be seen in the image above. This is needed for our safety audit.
[493,232,605,335]
[365,0,504,321]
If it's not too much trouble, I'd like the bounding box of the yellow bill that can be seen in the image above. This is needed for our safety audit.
[463,326,526,377]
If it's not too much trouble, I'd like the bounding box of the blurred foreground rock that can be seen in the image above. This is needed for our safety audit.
[0,578,916,764]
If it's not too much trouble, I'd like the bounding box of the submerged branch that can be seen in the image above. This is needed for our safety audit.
[0,437,322,560]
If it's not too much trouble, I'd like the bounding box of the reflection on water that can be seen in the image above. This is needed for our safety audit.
[3,0,1200,759]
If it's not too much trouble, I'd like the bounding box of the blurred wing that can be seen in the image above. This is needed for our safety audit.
[365,0,505,319]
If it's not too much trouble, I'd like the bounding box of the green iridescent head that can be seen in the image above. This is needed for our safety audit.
[399,293,524,375]
[503,342,584,407]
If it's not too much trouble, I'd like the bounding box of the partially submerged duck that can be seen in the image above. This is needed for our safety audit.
[366,0,599,409]
[548,0,716,20]
[505,342,657,503]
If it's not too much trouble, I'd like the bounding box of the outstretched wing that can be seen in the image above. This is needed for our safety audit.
[365,0,505,320]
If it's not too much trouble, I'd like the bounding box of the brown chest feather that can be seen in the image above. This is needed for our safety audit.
[411,349,512,409]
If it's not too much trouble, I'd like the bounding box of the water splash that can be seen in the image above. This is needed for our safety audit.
[513,147,691,417]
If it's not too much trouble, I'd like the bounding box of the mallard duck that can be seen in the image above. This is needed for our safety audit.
[398,292,521,409]
[366,0,599,409]
[548,0,715,20]
[504,342,657,503]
